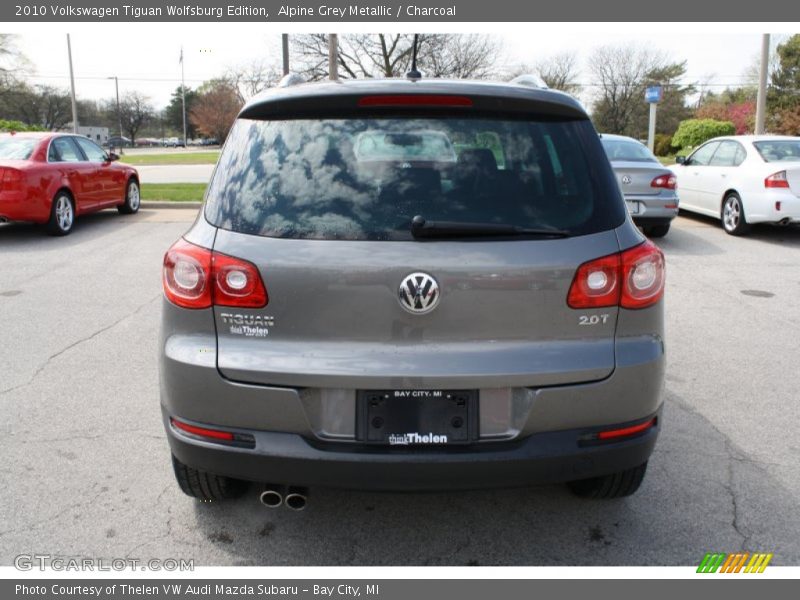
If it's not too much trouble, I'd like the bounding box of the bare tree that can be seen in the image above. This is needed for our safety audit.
[509,52,581,94]
[292,34,500,81]
[118,91,154,145]
[420,35,501,79]
[588,45,669,135]
[228,58,283,102]
[190,81,242,143]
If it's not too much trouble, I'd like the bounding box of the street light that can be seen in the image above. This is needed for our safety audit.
[107,76,122,142]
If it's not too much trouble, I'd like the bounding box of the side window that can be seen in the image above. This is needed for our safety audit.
[50,137,83,163]
[709,141,739,167]
[733,143,747,166]
[688,142,720,166]
[74,137,107,162]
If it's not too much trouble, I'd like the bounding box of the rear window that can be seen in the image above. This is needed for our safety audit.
[0,137,36,160]
[601,138,658,163]
[205,116,622,240]
[753,140,800,162]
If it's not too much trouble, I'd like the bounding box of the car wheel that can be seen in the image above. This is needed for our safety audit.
[46,191,75,236]
[567,462,648,499]
[171,454,248,501]
[722,193,750,236]
[118,179,140,214]
[643,224,670,238]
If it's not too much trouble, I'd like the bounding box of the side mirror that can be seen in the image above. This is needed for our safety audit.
[107,152,119,162]
[675,155,686,165]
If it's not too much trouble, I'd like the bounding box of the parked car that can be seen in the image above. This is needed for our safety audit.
[106,135,131,149]
[0,132,140,235]
[600,134,679,238]
[672,135,800,235]
[161,77,665,506]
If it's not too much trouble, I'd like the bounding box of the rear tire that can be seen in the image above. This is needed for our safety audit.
[643,223,670,238]
[567,462,648,499]
[46,191,75,236]
[722,193,750,236]
[118,178,140,214]
[171,454,248,501]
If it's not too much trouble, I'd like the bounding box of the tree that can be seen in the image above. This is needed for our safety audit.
[589,45,693,138]
[118,91,153,145]
[228,59,282,102]
[768,34,800,112]
[164,86,198,139]
[509,53,580,94]
[628,62,695,138]
[291,34,500,81]
[189,80,242,143]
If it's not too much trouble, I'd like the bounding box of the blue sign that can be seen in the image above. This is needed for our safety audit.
[645,86,663,103]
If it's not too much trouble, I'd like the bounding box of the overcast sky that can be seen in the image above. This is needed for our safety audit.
[5,23,794,110]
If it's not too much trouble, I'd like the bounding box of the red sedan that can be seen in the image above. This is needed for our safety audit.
[0,132,140,235]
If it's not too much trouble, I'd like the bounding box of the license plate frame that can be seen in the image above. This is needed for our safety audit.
[356,389,479,445]
[626,200,641,215]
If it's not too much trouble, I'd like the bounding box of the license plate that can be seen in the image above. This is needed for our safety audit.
[626,200,640,215]
[356,390,478,445]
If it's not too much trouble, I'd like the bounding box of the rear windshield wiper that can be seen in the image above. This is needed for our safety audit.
[410,216,570,239]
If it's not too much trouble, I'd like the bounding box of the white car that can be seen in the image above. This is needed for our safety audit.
[673,135,800,235]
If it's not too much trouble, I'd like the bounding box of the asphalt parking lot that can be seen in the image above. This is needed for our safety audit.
[1,209,799,566]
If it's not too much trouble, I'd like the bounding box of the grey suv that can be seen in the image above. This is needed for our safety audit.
[160,78,665,506]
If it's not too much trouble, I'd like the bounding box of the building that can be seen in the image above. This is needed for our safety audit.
[62,124,110,145]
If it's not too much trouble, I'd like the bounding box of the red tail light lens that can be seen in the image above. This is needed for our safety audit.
[651,174,676,190]
[212,252,268,307]
[765,171,790,188]
[1,167,23,192]
[170,418,235,441]
[620,241,666,309]
[163,239,212,309]
[567,254,620,308]
[596,417,657,441]
[162,239,268,309]
[358,95,473,108]
[568,241,665,310]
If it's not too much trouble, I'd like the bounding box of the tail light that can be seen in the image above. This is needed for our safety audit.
[650,174,676,190]
[568,240,665,310]
[162,238,268,309]
[1,168,23,192]
[765,171,790,189]
[579,416,658,445]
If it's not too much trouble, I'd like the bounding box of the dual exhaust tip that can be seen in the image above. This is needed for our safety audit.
[259,485,308,511]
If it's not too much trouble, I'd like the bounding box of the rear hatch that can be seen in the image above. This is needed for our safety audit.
[205,86,627,389]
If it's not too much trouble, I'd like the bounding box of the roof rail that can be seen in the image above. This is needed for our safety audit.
[510,74,549,90]
[278,73,306,88]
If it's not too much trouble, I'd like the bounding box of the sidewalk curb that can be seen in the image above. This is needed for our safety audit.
[141,201,203,209]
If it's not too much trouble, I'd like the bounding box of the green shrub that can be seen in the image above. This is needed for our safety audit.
[0,119,45,132]
[671,119,735,150]
[653,133,675,157]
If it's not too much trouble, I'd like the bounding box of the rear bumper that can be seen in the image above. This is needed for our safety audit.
[625,193,679,223]
[165,408,661,491]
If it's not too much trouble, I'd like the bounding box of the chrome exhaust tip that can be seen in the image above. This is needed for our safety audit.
[259,485,284,508]
[284,487,308,511]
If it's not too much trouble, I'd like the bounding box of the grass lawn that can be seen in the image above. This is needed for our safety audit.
[140,183,207,202]
[120,151,219,166]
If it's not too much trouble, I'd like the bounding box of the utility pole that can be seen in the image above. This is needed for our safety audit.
[66,34,78,133]
[282,34,290,75]
[180,46,187,145]
[107,76,122,139]
[755,33,770,135]
[328,34,338,80]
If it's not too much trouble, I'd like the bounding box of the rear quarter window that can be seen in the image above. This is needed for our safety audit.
[205,115,623,240]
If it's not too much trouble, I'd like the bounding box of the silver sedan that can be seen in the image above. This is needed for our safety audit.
[601,134,680,238]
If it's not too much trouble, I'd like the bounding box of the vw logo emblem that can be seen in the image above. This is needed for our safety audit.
[398,272,440,314]
[621,175,632,185]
